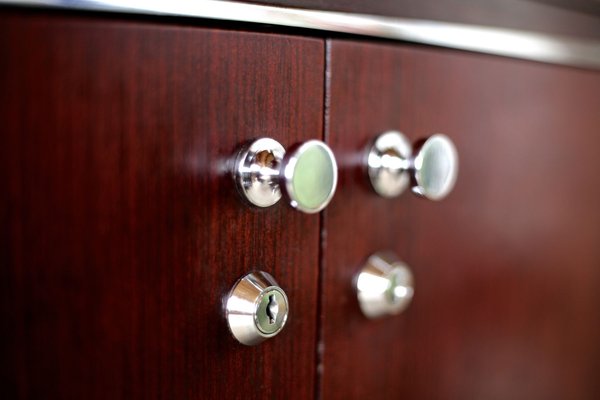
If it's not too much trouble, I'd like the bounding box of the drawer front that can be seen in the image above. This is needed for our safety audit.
[0,15,324,399]
[321,40,600,399]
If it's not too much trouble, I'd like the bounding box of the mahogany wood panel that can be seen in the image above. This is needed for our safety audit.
[0,13,324,399]
[321,40,600,399]
[240,0,600,39]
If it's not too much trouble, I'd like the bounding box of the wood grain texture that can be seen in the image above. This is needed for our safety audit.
[0,13,324,399]
[238,0,600,39]
[321,40,600,399]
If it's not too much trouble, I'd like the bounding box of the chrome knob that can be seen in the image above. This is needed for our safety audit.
[356,252,414,318]
[367,131,458,200]
[235,138,338,213]
[225,271,289,345]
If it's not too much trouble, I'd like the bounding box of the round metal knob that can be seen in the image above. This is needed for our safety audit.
[225,271,289,346]
[235,138,338,213]
[367,131,412,198]
[356,252,414,318]
[367,131,458,200]
[411,134,459,200]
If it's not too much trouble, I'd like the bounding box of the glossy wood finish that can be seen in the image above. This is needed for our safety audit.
[0,14,324,399]
[321,41,600,399]
[242,0,600,39]
[318,41,413,400]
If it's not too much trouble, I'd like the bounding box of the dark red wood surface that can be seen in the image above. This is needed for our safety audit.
[0,14,324,399]
[321,40,600,399]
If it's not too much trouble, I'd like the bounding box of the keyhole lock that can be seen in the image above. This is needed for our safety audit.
[225,271,289,345]
[255,289,287,335]
[356,252,414,319]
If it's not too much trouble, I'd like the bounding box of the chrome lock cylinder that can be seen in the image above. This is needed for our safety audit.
[356,252,415,319]
[225,271,289,345]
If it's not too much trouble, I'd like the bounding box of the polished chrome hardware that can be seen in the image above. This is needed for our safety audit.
[225,271,289,345]
[235,138,338,213]
[367,131,458,200]
[10,0,600,69]
[356,252,414,318]
[367,131,412,198]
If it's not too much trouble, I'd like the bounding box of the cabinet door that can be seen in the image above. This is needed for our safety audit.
[0,14,323,399]
[321,40,600,399]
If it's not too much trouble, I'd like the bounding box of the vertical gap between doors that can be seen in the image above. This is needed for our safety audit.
[313,37,332,400]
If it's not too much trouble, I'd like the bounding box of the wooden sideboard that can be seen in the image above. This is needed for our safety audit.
[1,5,600,400]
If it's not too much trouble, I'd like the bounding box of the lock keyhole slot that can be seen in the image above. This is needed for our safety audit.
[266,294,279,324]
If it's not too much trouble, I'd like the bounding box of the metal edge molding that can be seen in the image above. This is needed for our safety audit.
[2,0,600,69]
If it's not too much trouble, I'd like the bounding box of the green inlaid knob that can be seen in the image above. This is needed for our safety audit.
[367,131,458,200]
[282,140,338,213]
[412,134,458,200]
[235,138,338,214]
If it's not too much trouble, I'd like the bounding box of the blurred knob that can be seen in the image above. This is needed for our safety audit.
[356,252,414,318]
[367,131,458,200]
[235,138,338,213]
